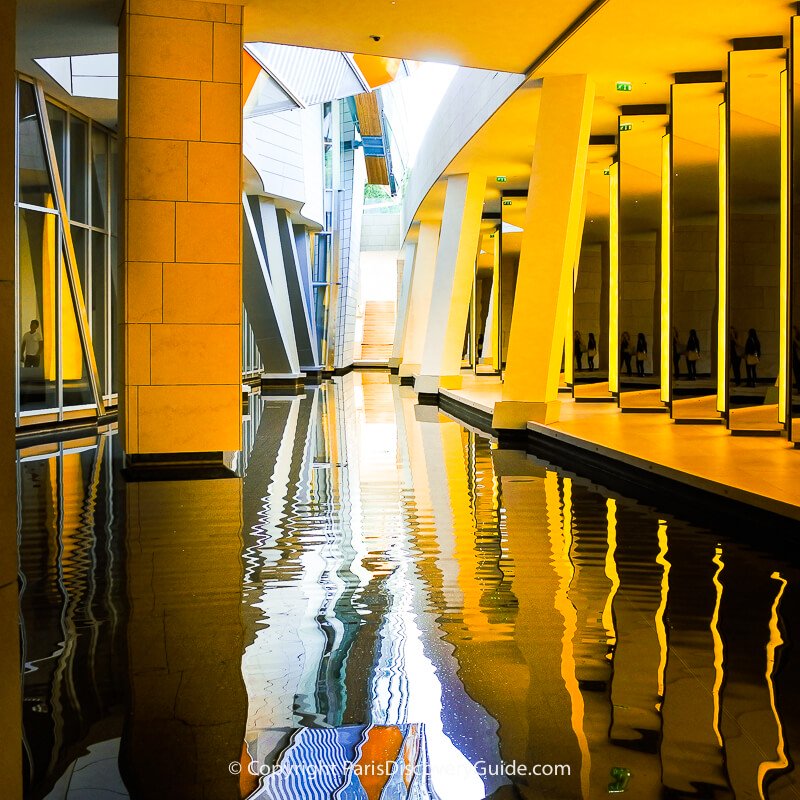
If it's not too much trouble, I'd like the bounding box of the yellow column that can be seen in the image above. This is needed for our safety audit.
[121,0,244,460]
[398,221,439,378]
[0,2,22,797]
[416,172,485,394]
[497,75,594,427]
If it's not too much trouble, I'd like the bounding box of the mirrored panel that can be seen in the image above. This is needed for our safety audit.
[618,111,669,411]
[791,19,800,443]
[727,45,785,434]
[670,79,725,422]
[473,222,501,374]
[574,145,614,401]
[500,196,524,371]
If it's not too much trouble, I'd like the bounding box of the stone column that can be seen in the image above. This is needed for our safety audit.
[120,0,244,462]
[416,173,485,395]
[398,221,439,378]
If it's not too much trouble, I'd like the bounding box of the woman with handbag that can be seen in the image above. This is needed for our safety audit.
[744,328,761,387]
[587,332,597,370]
[685,329,700,381]
[635,332,648,377]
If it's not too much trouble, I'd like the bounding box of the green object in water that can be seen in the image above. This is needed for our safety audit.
[608,767,631,793]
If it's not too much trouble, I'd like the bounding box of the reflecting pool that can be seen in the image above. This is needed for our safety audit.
[13,374,800,799]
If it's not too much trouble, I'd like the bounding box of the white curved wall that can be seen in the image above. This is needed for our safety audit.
[401,68,525,234]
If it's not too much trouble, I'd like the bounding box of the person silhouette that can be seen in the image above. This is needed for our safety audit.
[635,333,648,377]
[587,332,597,370]
[744,328,760,388]
[20,319,43,368]
[685,329,700,381]
[574,330,584,371]
[620,331,632,376]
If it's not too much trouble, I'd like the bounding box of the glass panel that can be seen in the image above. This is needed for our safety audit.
[46,101,67,187]
[61,242,96,409]
[110,137,119,237]
[18,81,55,209]
[91,231,107,396]
[670,81,724,421]
[69,115,89,224]
[91,128,108,230]
[110,235,119,395]
[18,209,58,412]
[727,47,784,433]
[618,112,669,410]
[71,223,87,293]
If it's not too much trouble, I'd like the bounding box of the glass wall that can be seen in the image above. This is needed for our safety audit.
[15,77,118,425]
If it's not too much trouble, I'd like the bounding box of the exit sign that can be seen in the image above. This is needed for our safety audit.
[495,175,507,183]
[616,81,632,92]
[489,233,496,239]
[603,168,610,175]
[619,122,633,132]
[502,200,512,206]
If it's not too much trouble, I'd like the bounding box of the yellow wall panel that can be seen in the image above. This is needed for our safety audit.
[150,323,241,385]
[129,0,225,22]
[225,4,242,24]
[136,384,242,453]
[126,323,152,385]
[175,202,239,263]
[128,76,201,141]
[163,262,240,324]
[213,22,242,83]
[187,141,240,203]
[128,138,187,201]
[128,14,213,81]
[127,261,163,323]
[127,199,175,262]
[200,82,241,143]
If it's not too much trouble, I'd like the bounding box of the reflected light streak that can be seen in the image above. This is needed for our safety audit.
[710,545,725,748]
[654,521,670,701]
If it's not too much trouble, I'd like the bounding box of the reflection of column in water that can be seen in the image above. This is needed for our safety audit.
[719,553,789,798]
[499,468,585,798]
[566,486,619,796]
[607,504,668,796]
[659,534,729,795]
[121,479,247,800]
[546,475,590,797]
[395,410,505,796]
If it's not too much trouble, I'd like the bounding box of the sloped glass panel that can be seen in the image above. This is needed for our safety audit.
[18,81,55,209]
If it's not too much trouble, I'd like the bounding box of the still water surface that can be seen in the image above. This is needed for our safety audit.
[15,375,800,799]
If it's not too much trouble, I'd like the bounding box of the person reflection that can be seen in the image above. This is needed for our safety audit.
[791,324,800,394]
[635,332,648,377]
[20,319,43,368]
[744,328,761,388]
[729,326,743,387]
[587,332,597,370]
[685,329,700,381]
[620,331,633,376]
[672,327,682,380]
[574,331,584,371]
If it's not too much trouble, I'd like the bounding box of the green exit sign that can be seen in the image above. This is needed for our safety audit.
[502,200,512,206]
[603,168,610,175]
[489,233,496,239]
[619,122,633,132]
[616,81,632,92]
[495,175,507,183]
